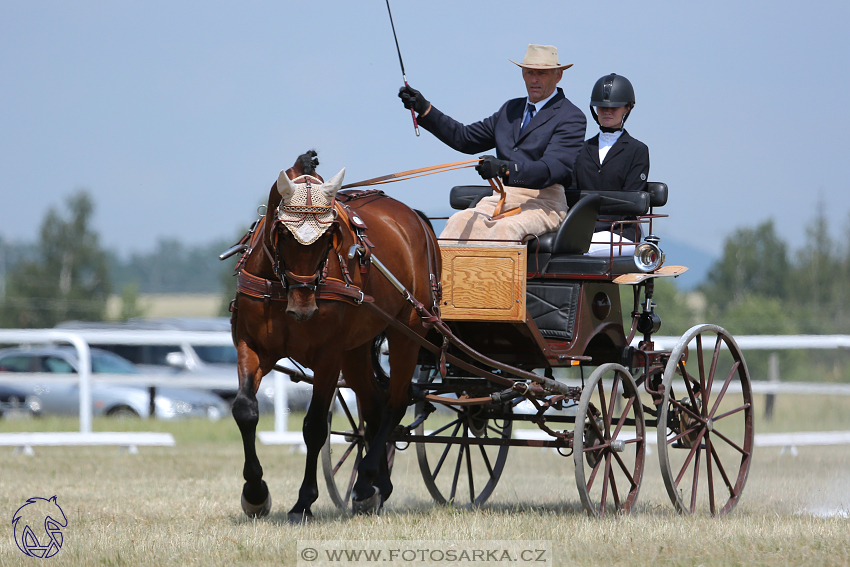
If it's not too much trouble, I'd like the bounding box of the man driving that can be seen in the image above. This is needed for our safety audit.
[399,44,586,241]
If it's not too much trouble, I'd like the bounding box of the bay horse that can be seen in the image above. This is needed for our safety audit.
[230,151,441,521]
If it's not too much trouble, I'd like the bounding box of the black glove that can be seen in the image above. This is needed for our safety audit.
[398,85,430,115]
[476,155,511,181]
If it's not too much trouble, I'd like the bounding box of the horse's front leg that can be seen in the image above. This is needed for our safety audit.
[287,357,341,523]
[232,342,271,518]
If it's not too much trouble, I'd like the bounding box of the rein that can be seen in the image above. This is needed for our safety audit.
[342,159,515,220]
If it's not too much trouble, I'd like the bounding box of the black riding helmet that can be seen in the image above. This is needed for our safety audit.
[589,73,635,126]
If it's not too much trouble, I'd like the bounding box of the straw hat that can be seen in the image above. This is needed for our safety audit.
[510,44,573,71]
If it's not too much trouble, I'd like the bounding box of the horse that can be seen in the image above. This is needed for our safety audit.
[230,151,441,521]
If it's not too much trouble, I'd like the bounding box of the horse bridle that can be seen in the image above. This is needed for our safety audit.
[265,212,339,293]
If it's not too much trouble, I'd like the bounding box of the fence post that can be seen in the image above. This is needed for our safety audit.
[273,370,289,434]
[764,351,779,421]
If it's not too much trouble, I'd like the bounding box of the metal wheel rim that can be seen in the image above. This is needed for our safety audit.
[321,389,395,511]
[657,324,754,516]
[574,363,646,517]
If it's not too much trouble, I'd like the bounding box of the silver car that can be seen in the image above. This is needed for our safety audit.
[0,346,229,420]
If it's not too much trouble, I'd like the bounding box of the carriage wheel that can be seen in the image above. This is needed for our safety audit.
[574,363,646,517]
[321,388,395,511]
[414,369,511,507]
[657,324,754,516]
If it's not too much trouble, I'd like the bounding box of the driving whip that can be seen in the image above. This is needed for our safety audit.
[385,0,420,136]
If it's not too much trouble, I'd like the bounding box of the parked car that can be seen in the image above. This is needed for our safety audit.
[0,346,229,420]
[54,318,314,412]
[0,383,36,419]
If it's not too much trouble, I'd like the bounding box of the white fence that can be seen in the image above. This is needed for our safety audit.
[2,330,849,452]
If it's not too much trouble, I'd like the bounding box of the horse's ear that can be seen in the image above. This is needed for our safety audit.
[277,170,295,201]
[321,168,345,200]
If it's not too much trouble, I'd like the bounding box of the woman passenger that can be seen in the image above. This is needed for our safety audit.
[570,73,649,254]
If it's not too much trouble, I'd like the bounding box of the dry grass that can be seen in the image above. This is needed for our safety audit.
[1,393,849,566]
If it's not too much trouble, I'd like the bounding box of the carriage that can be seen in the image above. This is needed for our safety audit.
[317,180,754,518]
[226,153,753,520]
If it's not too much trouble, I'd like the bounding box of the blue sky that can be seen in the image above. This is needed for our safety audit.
[2,1,849,260]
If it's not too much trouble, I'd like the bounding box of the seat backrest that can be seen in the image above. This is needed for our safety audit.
[646,181,668,207]
[552,193,601,254]
[449,186,491,210]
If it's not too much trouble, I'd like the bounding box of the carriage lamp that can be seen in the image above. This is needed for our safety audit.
[633,235,665,273]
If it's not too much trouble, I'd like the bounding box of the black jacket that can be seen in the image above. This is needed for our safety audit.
[418,88,586,189]
[571,129,649,240]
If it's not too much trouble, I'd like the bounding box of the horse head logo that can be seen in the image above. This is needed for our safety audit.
[12,496,67,558]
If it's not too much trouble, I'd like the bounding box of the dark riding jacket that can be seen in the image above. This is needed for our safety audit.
[570,129,650,241]
[417,87,586,189]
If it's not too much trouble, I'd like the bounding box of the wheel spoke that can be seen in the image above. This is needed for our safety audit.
[709,361,741,419]
[710,427,748,456]
[607,374,622,428]
[344,447,363,505]
[600,453,612,517]
[674,427,707,486]
[706,433,716,515]
[336,391,359,431]
[429,417,464,437]
[478,444,495,479]
[466,439,475,503]
[332,440,358,475]
[611,395,636,440]
[705,334,723,398]
[709,440,737,498]
[712,403,750,423]
[609,460,621,512]
[666,424,702,446]
[612,451,636,488]
[596,380,609,438]
[432,421,463,479]
[689,444,702,514]
[450,442,464,502]
[669,397,704,425]
[586,448,605,491]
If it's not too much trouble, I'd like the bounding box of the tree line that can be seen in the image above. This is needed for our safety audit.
[0,190,240,328]
[2,189,849,360]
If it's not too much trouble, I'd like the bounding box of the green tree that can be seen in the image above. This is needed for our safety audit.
[700,219,789,311]
[0,190,110,328]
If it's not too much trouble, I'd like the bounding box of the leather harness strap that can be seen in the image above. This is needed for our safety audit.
[237,270,372,305]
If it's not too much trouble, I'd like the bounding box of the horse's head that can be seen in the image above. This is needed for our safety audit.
[273,167,345,321]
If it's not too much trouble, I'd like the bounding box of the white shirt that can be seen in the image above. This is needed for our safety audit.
[522,90,558,129]
[598,129,623,163]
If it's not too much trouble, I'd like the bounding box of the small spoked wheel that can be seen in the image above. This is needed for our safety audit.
[658,324,754,516]
[321,388,395,510]
[414,389,512,507]
[574,363,646,517]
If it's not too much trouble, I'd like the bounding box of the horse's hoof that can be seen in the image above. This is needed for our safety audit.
[241,491,272,518]
[287,511,315,524]
[352,486,382,515]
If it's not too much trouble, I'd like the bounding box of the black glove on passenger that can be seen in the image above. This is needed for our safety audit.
[398,85,430,115]
[476,155,511,181]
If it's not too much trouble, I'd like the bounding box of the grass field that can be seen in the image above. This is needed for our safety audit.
[1,393,849,566]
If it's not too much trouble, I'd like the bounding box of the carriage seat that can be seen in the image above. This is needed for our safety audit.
[447,183,668,276]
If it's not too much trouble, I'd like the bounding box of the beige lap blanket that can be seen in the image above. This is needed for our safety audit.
[439,184,567,242]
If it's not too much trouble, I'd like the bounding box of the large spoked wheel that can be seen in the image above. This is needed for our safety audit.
[574,363,646,517]
[414,374,512,507]
[321,389,395,510]
[658,324,754,516]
